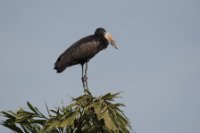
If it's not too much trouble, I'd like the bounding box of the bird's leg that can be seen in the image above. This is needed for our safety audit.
[81,63,88,94]
[81,63,89,94]
[84,62,89,90]
[81,64,85,89]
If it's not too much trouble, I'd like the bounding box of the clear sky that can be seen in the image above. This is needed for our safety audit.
[0,0,200,133]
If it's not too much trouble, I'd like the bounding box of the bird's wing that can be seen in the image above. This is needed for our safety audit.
[69,36,101,62]
[54,36,100,72]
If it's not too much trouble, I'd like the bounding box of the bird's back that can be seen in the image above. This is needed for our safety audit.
[54,35,108,73]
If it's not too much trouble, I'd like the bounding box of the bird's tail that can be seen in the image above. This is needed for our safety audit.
[54,57,66,73]
[54,65,65,73]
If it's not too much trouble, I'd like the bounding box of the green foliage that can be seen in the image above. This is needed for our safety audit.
[1,92,131,133]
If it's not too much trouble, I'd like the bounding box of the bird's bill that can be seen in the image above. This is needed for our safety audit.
[105,32,118,49]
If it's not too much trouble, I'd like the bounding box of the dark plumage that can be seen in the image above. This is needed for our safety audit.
[54,28,118,73]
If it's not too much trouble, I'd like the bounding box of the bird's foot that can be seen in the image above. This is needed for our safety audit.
[84,88,91,96]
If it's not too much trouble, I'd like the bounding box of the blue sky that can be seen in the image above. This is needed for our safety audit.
[0,0,200,133]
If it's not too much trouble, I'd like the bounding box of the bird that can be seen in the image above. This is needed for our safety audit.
[54,27,118,90]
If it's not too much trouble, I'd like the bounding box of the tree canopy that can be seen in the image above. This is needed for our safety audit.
[1,91,131,133]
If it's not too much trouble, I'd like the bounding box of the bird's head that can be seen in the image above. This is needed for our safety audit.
[95,28,118,49]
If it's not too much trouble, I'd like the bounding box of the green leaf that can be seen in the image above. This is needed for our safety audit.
[1,123,23,133]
